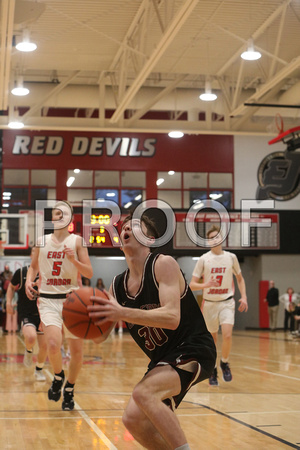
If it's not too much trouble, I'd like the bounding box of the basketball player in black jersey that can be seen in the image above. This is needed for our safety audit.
[88,214,216,450]
[6,248,47,380]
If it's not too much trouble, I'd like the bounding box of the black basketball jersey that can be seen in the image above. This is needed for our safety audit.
[11,266,39,317]
[112,253,214,364]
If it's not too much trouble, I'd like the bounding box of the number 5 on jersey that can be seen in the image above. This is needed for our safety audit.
[52,261,62,276]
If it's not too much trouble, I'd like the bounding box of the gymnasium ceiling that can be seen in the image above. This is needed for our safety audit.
[1,0,300,136]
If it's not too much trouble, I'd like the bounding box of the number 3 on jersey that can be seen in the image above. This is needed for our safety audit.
[216,275,223,286]
[52,261,62,276]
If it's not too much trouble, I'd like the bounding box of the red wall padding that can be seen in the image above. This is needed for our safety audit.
[259,280,270,328]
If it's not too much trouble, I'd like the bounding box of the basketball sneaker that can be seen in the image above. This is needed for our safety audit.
[62,386,75,411]
[23,349,33,368]
[34,369,46,381]
[209,368,219,386]
[220,360,232,382]
[48,372,65,402]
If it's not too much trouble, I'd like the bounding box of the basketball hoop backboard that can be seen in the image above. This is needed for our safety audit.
[0,214,29,250]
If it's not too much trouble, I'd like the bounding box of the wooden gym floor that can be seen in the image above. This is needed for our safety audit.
[0,329,299,449]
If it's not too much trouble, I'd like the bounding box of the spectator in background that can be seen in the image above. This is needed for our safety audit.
[96,278,105,290]
[280,287,300,333]
[82,277,91,287]
[0,265,13,334]
[5,289,18,333]
[264,280,279,331]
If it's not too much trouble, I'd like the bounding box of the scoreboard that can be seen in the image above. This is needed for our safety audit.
[72,212,122,248]
[71,210,280,251]
[174,212,279,250]
[88,214,121,247]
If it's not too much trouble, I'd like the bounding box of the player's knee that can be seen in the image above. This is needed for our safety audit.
[222,330,232,340]
[47,338,61,354]
[132,383,152,408]
[26,335,36,347]
[70,347,83,361]
[122,409,136,432]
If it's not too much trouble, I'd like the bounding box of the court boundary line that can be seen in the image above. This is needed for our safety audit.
[244,366,300,381]
[43,366,118,450]
[17,336,117,449]
[185,400,299,449]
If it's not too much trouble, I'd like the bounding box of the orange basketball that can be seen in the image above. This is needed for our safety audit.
[62,287,112,339]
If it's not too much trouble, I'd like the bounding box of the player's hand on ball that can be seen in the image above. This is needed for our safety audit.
[88,290,122,324]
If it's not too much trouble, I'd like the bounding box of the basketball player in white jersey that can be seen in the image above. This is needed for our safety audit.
[25,201,93,410]
[190,225,248,386]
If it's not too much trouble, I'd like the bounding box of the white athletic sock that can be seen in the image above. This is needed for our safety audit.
[221,357,229,363]
[175,444,190,450]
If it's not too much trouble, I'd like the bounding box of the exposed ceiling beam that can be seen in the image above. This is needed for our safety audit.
[0,115,277,136]
[231,81,286,130]
[109,0,198,124]
[21,71,81,122]
[109,0,149,71]
[230,56,300,117]
[127,73,187,125]
[216,0,292,78]
[0,0,15,111]
[268,2,288,78]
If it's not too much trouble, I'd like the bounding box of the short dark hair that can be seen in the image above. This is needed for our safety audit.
[122,212,159,239]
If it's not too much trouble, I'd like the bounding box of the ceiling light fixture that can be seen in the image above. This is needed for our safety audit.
[8,108,24,129]
[8,120,24,129]
[168,131,184,138]
[209,193,223,200]
[199,80,217,101]
[241,38,261,61]
[16,29,37,52]
[156,178,165,186]
[66,177,75,187]
[11,76,29,96]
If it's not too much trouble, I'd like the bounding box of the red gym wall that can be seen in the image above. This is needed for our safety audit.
[3,130,234,200]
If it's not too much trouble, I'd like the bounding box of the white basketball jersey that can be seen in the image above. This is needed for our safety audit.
[192,250,241,301]
[38,233,79,295]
